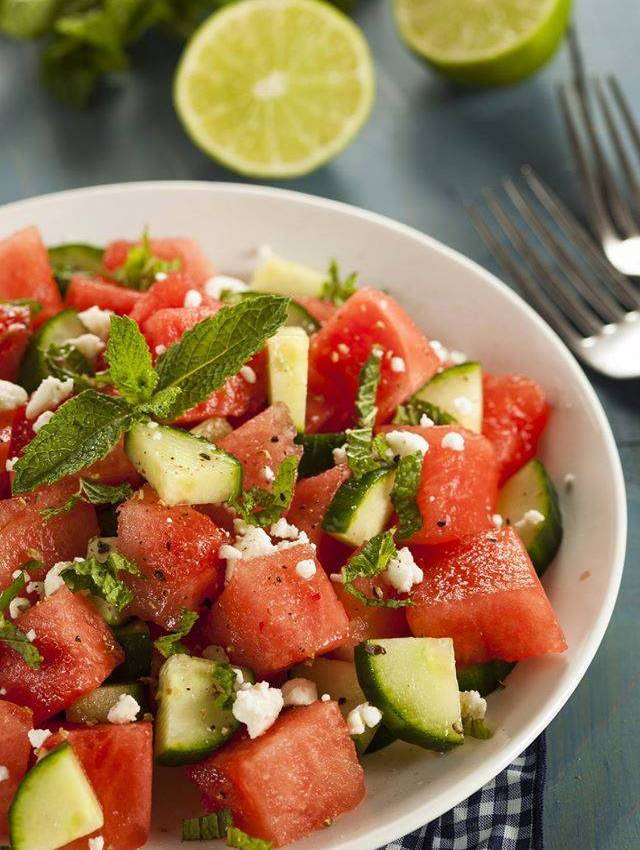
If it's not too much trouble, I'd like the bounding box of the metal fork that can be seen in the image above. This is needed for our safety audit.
[467,167,640,378]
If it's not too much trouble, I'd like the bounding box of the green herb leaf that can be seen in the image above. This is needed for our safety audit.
[182,810,233,842]
[139,386,182,420]
[154,608,198,658]
[211,663,237,711]
[43,342,93,384]
[40,478,134,520]
[393,398,457,427]
[12,390,139,494]
[62,551,141,610]
[106,315,158,404]
[345,353,388,479]
[354,352,380,429]
[320,259,358,306]
[231,456,298,528]
[0,615,43,669]
[342,529,411,608]
[390,452,423,539]
[154,295,289,419]
[226,826,272,850]
[0,561,40,613]
[114,230,180,291]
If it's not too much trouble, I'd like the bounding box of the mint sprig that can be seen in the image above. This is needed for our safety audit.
[114,231,181,291]
[230,456,299,528]
[182,810,233,842]
[154,608,198,658]
[393,398,456,427]
[226,827,272,850]
[391,452,423,539]
[320,259,358,306]
[40,478,134,520]
[341,529,412,609]
[62,551,141,611]
[345,353,387,479]
[106,315,158,404]
[0,559,43,669]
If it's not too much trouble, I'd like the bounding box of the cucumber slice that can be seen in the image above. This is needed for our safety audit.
[322,467,395,547]
[354,637,464,751]
[290,658,378,754]
[413,362,483,433]
[365,723,396,754]
[294,432,346,478]
[285,301,320,335]
[66,682,147,724]
[251,252,325,298]
[111,620,153,682]
[48,243,105,292]
[456,660,515,697]
[19,308,87,391]
[498,459,563,576]
[190,417,233,442]
[155,655,246,766]
[9,742,103,850]
[125,422,242,507]
[267,327,309,432]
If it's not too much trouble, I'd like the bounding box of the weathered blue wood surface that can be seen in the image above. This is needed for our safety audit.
[0,0,638,846]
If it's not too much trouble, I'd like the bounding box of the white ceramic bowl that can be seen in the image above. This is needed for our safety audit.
[0,183,626,850]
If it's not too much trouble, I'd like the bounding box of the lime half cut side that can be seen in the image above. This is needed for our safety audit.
[175,0,375,179]
[394,0,572,87]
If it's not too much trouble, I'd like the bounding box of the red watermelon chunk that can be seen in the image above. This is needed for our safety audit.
[482,374,550,484]
[0,410,14,499]
[128,272,217,326]
[45,724,153,850]
[0,303,31,382]
[117,486,228,630]
[407,527,567,665]
[66,274,144,315]
[141,305,219,352]
[217,403,302,490]
[295,296,337,324]
[0,587,123,723]
[0,227,62,326]
[0,700,32,834]
[206,543,349,677]
[307,289,440,431]
[187,700,365,847]
[81,438,142,487]
[104,237,215,287]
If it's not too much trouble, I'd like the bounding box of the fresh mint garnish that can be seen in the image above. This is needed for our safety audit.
[226,827,272,850]
[341,529,412,609]
[211,663,238,710]
[106,315,158,405]
[182,810,233,842]
[390,452,423,539]
[345,353,392,479]
[320,259,358,306]
[154,608,199,658]
[62,551,141,611]
[393,398,456,426]
[0,559,43,669]
[40,478,134,520]
[230,455,299,528]
[114,230,181,291]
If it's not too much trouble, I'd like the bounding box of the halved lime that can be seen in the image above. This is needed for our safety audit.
[174,0,375,178]
[394,0,572,87]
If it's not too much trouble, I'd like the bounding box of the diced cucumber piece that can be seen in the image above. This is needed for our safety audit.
[456,660,515,697]
[355,637,464,751]
[111,620,153,682]
[125,422,242,507]
[322,467,395,547]
[190,417,233,442]
[155,655,249,766]
[9,742,103,850]
[19,308,87,391]
[498,459,563,576]
[267,327,309,432]
[66,682,146,724]
[294,432,346,478]
[413,362,483,433]
[365,723,396,754]
[285,301,321,335]
[48,243,105,292]
[251,252,325,298]
[291,658,378,754]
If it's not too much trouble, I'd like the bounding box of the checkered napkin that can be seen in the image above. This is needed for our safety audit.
[381,736,546,850]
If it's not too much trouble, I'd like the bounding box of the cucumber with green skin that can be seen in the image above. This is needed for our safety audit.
[221,289,321,335]
[365,723,396,754]
[456,660,515,696]
[19,308,86,391]
[267,326,309,432]
[111,620,153,682]
[295,432,346,478]
[66,682,147,724]
[48,243,105,292]
[412,362,483,433]
[322,466,395,547]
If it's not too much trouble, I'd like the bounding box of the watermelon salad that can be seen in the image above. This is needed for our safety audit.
[0,226,567,850]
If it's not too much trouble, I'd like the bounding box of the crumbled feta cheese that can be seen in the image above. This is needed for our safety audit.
[0,380,28,411]
[26,377,74,420]
[28,729,52,750]
[449,350,467,365]
[65,333,105,360]
[219,544,243,561]
[330,351,339,363]
[183,289,203,308]
[155,272,168,282]
[32,410,54,433]
[419,414,434,428]
[44,561,71,597]
[235,526,275,559]
[232,667,245,689]
[7,323,26,333]
[320,693,331,702]
[8,597,29,620]
[5,456,18,472]
[383,547,423,594]
[25,629,36,642]
[337,343,350,355]
[371,346,384,359]
[155,344,167,356]
[330,572,344,584]
[453,396,473,416]
[262,466,275,483]
[204,275,248,300]
[281,678,318,707]
[515,509,545,529]
[240,365,256,384]
[232,681,283,738]
[390,356,406,373]
[11,569,25,580]
[0,766,8,782]
[385,430,429,458]
[148,420,159,429]
[430,340,448,362]
[491,514,504,528]
[460,690,487,721]
[26,580,44,597]
[107,693,140,724]
[78,306,113,340]
[0,688,6,695]
[441,432,465,451]
[295,558,316,580]
[332,444,348,465]
[270,518,300,540]
[346,702,382,735]
[88,836,105,850]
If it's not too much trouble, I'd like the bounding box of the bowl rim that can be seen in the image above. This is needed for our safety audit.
[0,180,627,848]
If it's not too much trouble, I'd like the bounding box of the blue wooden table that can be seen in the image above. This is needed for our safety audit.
[0,1,638,846]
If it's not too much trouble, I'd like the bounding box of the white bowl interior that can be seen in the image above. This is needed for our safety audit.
[0,183,626,850]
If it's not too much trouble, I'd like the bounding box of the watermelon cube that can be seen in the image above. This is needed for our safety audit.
[0,587,123,723]
[128,272,217,326]
[187,701,365,847]
[0,303,31,383]
[0,700,32,834]
[206,543,349,677]
[407,527,567,665]
[0,227,62,326]
[104,237,215,287]
[66,274,144,315]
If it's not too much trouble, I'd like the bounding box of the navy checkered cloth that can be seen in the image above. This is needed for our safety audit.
[381,736,545,850]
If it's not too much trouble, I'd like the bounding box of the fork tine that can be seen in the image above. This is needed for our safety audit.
[607,76,640,162]
[521,166,640,311]
[502,177,626,323]
[594,78,640,212]
[467,204,582,346]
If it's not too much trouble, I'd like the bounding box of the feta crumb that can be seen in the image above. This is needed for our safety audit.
[441,432,465,451]
[32,410,54,433]
[235,526,275,559]
[270,518,300,540]
[383,547,423,594]
[371,346,384,359]
[240,365,256,384]
[88,836,105,850]
[232,681,283,738]
[295,558,316,580]
[390,356,406,373]
[28,728,52,750]
[453,396,473,416]
[346,702,382,735]
[320,693,331,702]
[204,275,248,300]
[44,561,71,596]
[419,414,434,428]
[219,544,243,561]
[183,289,203,308]
[8,597,29,620]
[459,690,487,721]
[26,377,74,420]
[449,350,467,365]
[330,572,344,584]
[262,466,275,483]
[491,514,504,528]
[430,340,448,362]
[107,693,140,724]
[337,343,350,355]
[0,380,28,411]
[155,344,167,356]
[78,306,113,340]
[25,629,36,642]
[5,456,18,472]
[515,509,545,529]
[155,272,168,282]
[281,678,318,707]
[26,580,44,597]
[11,569,25,580]
[66,333,105,360]
[385,430,429,458]
[148,420,159,429]
[0,766,8,782]
[232,667,245,689]
[330,351,339,363]
[332,444,348,465]
[0,688,6,695]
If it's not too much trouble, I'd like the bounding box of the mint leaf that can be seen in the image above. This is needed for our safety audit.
[153,295,289,419]
[231,455,298,528]
[0,615,43,669]
[211,663,238,711]
[393,399,456,427]
[345,353,386,479]
[106,315,158,404]
[320,259,358,306]
[354,352,380,428]
[0,562,39,612]
[391,452,423,540]
[114,230,180,291]
[12,390,139,494]
[226,827,272,850]
[62,551,140,610]
[342,529,411,609]
[43,342,93,384]
[40,478,134,520]
[182,810,233,842]
[139,386,182,419]
[154,608,198,658]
